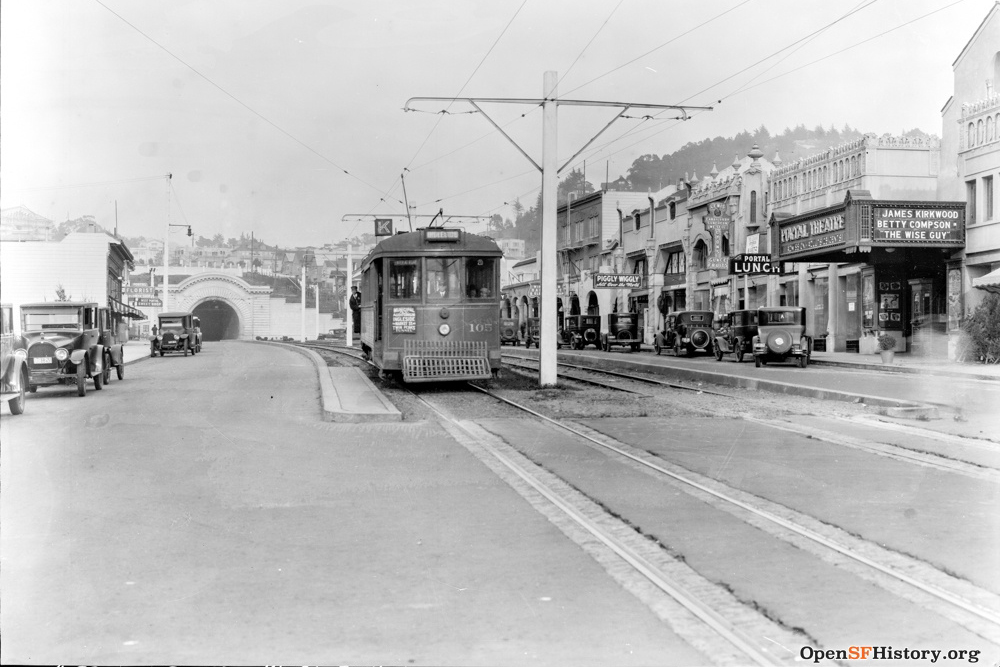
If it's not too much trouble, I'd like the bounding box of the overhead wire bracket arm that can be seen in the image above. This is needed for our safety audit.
[558,104,631,175]
[468,100,541,173]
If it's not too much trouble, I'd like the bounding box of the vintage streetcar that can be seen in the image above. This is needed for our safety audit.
[151,311,197,356]
[21,301,129,396]
[602,312,642,352]
[713,309,759,363]
[1,303,28,414]
[752,306,811,368]
[358,228,503,382]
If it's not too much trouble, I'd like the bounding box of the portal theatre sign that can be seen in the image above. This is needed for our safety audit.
[779,214,846,258]
[872,206,963,245]
[774,198,965,262]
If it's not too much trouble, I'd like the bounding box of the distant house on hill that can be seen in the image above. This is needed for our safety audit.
[1,206,55,242]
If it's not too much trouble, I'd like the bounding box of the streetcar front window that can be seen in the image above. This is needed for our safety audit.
[389,259,421,300]
[466,257,497,300]
[427,258,461,302]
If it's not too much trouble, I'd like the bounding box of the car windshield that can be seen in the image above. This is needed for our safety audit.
[22,309,81,331]
[160,317,185,329]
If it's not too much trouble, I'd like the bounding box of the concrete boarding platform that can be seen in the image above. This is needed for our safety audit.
[255,341,401,422]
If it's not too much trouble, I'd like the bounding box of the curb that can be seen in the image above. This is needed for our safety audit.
[808,358,1000,383]
[509,348,937,418]
[251,340,401,422]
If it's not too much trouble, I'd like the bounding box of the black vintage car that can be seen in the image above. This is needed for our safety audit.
[152,311,196,356]
[21,301,121,396]
[713,309,758,362]
[1,303,28,414]
[753,306,811,368]
[655,310,715,357]
[602,312,641,352]
[524,317,540,349]
[499,318,519,346]
[560,314,601,350]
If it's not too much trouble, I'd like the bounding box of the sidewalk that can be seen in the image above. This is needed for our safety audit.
[808,350,1000,382]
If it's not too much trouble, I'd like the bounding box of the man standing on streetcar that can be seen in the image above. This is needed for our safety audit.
[349,285,361,335]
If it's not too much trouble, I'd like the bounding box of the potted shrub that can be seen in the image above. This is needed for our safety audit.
[877,333,897,364]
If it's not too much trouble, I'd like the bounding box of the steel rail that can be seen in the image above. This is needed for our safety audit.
[466,382,1000,629]
[411,388,781,667]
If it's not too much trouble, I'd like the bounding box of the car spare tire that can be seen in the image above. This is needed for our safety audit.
[691,329,710,349]
[766,331,793,354]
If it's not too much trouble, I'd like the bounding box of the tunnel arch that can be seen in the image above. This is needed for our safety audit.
[192,299,241,340]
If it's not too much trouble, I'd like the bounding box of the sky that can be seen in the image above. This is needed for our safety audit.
[1,0,996,249]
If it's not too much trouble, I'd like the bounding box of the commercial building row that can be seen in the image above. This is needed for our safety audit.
[500,2,1000,361]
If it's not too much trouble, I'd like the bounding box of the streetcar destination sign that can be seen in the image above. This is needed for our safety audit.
[593,273,643,289]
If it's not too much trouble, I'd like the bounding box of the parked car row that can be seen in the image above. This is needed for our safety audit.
[507,306,813,369]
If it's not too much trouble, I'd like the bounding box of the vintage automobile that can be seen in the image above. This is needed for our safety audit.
[21,301,120,396]
[560,314,601,350]
[499,318,519,346]
[524,317,540,349]
[713,309,758,363]
[752,306,811,368]
[654,310,715,357]
[151,311,196,356]
[192,316,204,353]
[1,303,28,414]
[602,312,642,352]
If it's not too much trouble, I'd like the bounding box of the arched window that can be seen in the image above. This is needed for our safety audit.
[988,116,994,142]
[693,239,708,269]
[722,235,730,256]
[750,190,757,224]
[970,123,977,147]
[793,175,798,195]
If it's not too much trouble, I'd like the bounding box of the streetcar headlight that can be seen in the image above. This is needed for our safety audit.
[55,348,69,361]
[438,323,451,336]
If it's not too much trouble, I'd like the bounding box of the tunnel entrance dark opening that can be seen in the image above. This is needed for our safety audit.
[193,300,240,341]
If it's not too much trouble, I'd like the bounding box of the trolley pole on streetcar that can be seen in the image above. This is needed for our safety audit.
[406,73,711,387]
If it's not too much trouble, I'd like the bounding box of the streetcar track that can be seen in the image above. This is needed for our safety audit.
[301,340,1000,639]
[467,382,1000,635]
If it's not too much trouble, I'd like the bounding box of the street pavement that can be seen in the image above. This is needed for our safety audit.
[0,341,706,666]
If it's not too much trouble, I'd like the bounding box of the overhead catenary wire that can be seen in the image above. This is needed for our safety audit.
[91,0,402,206]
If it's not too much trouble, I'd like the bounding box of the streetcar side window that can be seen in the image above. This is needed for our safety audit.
[466,257,496,300]
[426,258,461,302]
[388,259,420,300]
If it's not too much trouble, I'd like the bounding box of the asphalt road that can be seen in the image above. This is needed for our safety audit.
[0,341,708,666]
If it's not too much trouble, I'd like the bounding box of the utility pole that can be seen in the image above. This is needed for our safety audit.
[406,73,711,387]
[163,174,172,312]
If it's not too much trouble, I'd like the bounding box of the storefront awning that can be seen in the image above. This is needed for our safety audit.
[972,267,1000,294]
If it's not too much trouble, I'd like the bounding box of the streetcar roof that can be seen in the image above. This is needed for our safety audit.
[360,229,502,269]
[21,301,99,309]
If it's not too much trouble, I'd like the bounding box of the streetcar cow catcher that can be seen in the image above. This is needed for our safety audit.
[358,228,503,382]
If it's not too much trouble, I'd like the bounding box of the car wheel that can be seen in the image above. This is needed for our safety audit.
[631,343,640,353]
[714,346,723,361]
[93,360,104,390]
[76,363,87,397]
[116,362,125,380]
[735,346,745,363]
[102,355,112,385]
[159,348,164,357]
[183,341,190,357]
[9,369,27,415]
[799,354,809,368]
[29,385,38,393]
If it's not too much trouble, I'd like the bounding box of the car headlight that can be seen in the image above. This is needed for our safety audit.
[157,335,163,341]
[681,337,690,343]
[13,349,27,360]
[55,348,69,361]
[438,323,451,336]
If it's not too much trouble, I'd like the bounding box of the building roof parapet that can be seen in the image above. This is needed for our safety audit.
[688,172,742,203]
[771,132,940,180]
[960,94,1000,120]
